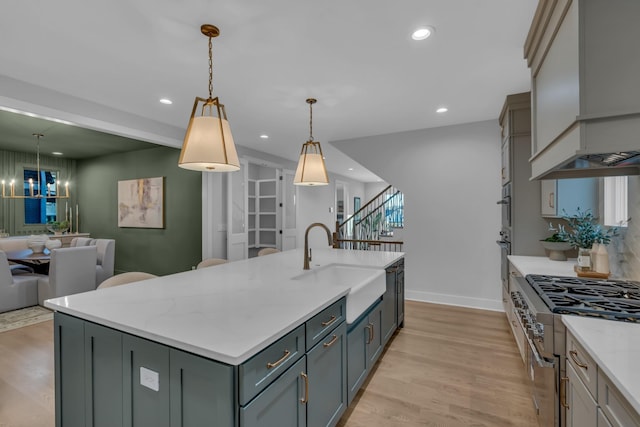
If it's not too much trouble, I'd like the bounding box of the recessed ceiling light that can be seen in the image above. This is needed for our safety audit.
[260,134,269,139]
[412,26,434,41]
[52,152,63,156]
[348,168,354,171]
[159,98,173,105]
[436,107,448,113]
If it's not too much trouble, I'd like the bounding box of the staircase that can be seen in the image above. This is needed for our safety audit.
[333,185,404,252]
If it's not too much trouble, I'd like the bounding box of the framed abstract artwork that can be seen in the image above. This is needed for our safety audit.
[117,177,164,228]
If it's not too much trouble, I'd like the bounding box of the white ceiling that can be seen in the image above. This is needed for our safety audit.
[0,0,537,182]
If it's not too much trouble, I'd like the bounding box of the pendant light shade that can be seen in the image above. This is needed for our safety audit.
[178,24,240,172]
[294,98,329,186]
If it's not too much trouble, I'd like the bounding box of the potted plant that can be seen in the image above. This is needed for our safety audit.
[552,208,618,271]
[47,220,70,235]
[540,228,572,261]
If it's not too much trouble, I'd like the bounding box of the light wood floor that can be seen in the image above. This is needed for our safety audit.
[0,301,538,427]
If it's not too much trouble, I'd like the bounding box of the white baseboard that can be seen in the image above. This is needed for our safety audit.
[405,289,504,312]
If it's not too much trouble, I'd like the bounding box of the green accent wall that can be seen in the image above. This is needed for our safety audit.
[77,146,201,276]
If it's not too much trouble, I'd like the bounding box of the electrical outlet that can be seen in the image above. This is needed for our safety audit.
[140,367,159,391]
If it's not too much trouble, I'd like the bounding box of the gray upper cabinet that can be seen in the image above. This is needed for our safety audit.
[525,0,640,180]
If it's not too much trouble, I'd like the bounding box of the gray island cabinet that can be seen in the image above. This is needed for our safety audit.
[49,249,404,427]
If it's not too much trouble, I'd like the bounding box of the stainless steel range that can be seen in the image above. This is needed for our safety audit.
[508,274,640,427]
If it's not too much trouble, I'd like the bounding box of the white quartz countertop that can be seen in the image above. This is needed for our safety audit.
[563,316,640,415]
[508,255,578,277]
[45,248,403,365]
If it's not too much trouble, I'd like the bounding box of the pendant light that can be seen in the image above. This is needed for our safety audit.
[294,98,329,186]
[1,133,70,199]
[178,24,240,172]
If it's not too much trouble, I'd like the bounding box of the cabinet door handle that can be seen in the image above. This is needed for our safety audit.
[569,350,588,370]
[321,315,337,327]
[323,334,338,348]
[365,323,374,344]
[300,372,309,404]
[266,350,291,369]
[560,376,569,409]
[549,192,555,209]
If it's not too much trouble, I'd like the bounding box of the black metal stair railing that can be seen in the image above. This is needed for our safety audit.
[333,185,404,252]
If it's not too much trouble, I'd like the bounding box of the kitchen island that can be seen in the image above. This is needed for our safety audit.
[45,248,404,427]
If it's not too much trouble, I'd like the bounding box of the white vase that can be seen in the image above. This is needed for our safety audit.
[595,244,610,274]
[590,243,600,272]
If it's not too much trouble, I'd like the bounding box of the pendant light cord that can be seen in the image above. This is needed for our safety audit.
[208,36,214,100]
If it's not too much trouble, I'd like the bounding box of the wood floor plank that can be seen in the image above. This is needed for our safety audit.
[338,301,538,427]
[0,301,537,427]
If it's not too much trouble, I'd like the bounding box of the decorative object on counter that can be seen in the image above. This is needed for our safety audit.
[550,208,618,272]
[573,265,610,279]
[117,177,164,228]
[178,24,239,172]
[595,243,610,275]
[47,220,69,235]
[1,133,70,200]
[27,235,49,253]
[294,98,329,186]
[540,231,572,261]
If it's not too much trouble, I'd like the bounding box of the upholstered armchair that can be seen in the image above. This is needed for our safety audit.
[37,246,97,306]
[94,239,115,286]
[0,250,40,313]
[70,237,93,247]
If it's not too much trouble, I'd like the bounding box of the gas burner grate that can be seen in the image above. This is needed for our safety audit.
[525,274,640,322]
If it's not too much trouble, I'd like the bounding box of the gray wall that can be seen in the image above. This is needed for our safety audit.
[332,120,503,311]
[77,146,202,275]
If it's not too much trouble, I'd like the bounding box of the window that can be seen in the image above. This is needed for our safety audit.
[603,176,628,227]
[384,192,404,229]
[23,169,60,224]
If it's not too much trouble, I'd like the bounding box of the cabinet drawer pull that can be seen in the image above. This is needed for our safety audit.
[365,324,373,344]
[569,350,588,370]
[300,372,309,404]
[323,334,338,348]
[561,376,569,409]
[266,350,291,369]
[321,315,337,327]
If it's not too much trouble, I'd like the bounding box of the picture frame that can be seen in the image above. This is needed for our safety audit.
[117,177,164,228]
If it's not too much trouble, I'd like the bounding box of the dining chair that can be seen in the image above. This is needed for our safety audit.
[93,239,115,286]
[196,258,229,269]
[0,250,40,313]
[70,237,93,247]
[37,246,98,306]
[257,248,281,256]
[97,272,157,289]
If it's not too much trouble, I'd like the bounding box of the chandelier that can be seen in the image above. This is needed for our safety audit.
[1,133,70,199]
[294,98,329,186]
[178,24,240,172]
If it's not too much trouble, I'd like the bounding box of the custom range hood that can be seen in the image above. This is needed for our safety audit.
[525,0,640,180]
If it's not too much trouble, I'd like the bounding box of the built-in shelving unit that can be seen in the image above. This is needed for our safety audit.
[247,164,281,255]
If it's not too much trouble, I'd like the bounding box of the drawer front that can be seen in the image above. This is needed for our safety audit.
[566,331,598,399]
[239,324,305,406]
[306,298,346,351]
[597,370,640,427]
